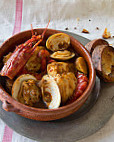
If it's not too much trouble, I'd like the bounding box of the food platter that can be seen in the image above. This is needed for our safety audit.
[0,28,95,121]
[0,31,114,141]
[0,32,114,142]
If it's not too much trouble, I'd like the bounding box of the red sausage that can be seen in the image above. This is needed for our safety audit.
[77,73,83,79]
[78,75,88,83]
[66,72,88,104]
[75,89,83,98]
[77,81,88,92]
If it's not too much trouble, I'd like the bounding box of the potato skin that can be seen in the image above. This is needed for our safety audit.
[85,39,109,55]
[92,45,114,82]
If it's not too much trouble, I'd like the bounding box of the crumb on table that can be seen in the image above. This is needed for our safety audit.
[76,18,80,22]
[65,27,69,30]
[82,29,89,34]
[96,27,99,30]
[102,28,111,39]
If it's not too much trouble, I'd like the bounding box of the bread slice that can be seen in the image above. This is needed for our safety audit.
[92,45,114,82]
[85,39,109,55]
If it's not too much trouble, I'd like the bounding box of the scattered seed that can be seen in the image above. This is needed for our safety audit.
[74,27,77,30]
[89,19,91,21]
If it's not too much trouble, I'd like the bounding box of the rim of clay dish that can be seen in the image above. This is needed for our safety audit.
[0,28,96,114]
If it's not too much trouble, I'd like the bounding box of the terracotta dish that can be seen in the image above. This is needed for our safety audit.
[0,29,96,121]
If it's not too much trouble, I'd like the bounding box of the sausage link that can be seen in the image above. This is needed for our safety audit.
[77,81,88,92]
[78,75,88,83]
[66,72,88,104]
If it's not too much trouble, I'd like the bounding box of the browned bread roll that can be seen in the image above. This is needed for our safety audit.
[85,39,109,54]
[85,39,114,82]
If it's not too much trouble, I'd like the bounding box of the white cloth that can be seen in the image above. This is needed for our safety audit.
[0,0,114,142]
